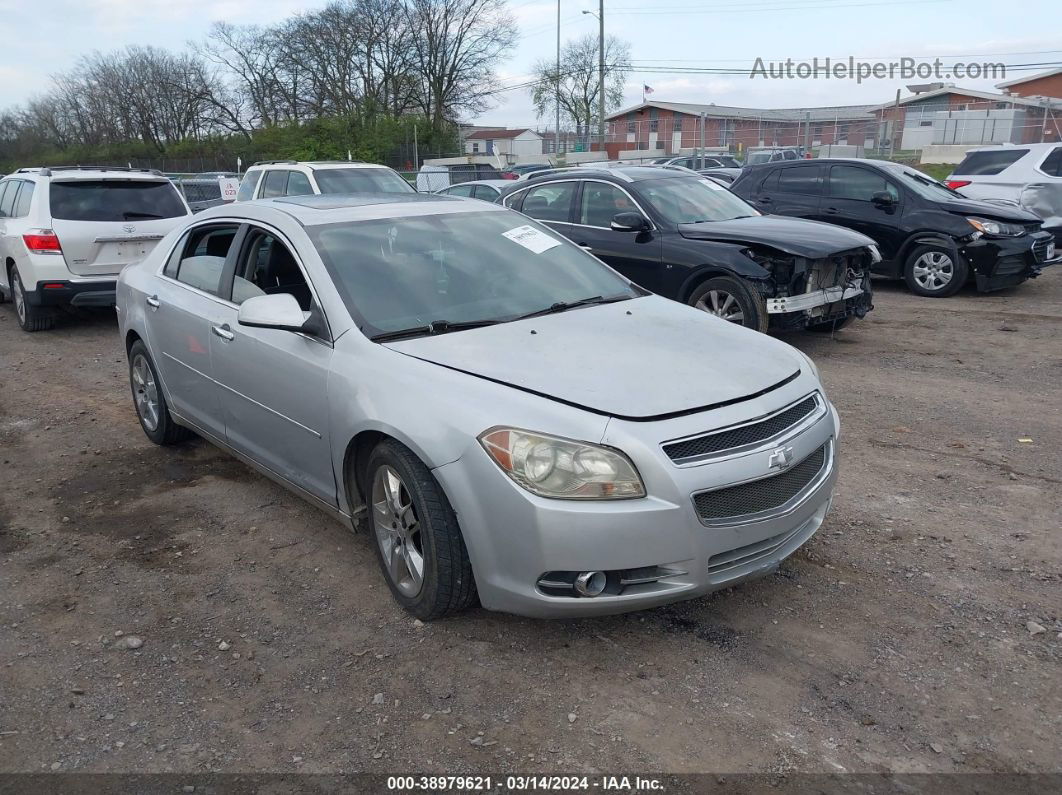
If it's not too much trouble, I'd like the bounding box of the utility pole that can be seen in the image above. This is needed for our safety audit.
[555,0,561,161]
[888,88,900,159]
[598,0,607,150]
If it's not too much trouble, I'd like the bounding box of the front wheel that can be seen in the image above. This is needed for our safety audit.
[128,340,191,445]
[903,245,968,298]
[688,275,768,332]
[10,267,54,332]
[366,440,477,619]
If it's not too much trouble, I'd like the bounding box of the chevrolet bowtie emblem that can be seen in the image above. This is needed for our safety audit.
[768,446,795,471]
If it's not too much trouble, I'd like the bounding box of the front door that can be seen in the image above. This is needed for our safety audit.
[820,164,904,260]
[209,225,337,505]
[568,180,664,292]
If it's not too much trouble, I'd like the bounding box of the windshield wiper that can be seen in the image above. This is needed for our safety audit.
[369,318,500,342]
[512,293,632,321]
[122,211,165,219]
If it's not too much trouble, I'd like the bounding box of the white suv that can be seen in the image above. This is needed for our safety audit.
[235,161,415,201]
[0,166,191,332]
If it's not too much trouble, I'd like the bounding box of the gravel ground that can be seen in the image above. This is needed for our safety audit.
[0,274,1059,777]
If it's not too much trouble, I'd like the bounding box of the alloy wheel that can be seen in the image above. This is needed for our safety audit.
[695,289,745,324]
[371,465,425,597]
[912,251,954,291]
[131,354,160,432]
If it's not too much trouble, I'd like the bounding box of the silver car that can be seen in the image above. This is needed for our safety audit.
[116,194,840,619]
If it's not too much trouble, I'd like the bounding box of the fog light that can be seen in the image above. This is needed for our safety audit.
[574,571,607,597]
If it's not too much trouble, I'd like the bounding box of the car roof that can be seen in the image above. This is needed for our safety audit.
[524,165,691,184]
[10,166,168,181]
[247,161,395,172]
[196,192,508,227]
[964,143,1058,154]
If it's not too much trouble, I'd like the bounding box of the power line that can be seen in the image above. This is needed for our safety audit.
[606,0,952,14]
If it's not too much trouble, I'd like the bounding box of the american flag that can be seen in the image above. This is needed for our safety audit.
[643,84,654,94]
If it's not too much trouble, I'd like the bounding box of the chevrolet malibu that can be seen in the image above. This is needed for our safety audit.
[116,194,840,619]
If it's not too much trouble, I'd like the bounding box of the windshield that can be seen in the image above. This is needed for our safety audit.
[897,168,963,202]
[49,180,187,221]
[639,177,758,224]
[314,168,414,195]
[746,152,773,165]
[309,210,639,336]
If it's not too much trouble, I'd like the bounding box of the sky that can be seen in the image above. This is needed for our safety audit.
[0,0,1059,128]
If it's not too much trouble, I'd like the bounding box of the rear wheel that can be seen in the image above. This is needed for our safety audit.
[688,275,768,332]
[10,267,54,332]
[366,440,477,620]
[128,340,191,445]
[903,245,967,298]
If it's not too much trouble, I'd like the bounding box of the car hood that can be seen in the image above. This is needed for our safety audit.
[382,295,804,420]
[678,216,875,257]
[937,196,1042,223]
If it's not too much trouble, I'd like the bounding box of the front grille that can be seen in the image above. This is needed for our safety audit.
[664,395,818,462]
[693,443,827,523]
[1032,238,1051,263]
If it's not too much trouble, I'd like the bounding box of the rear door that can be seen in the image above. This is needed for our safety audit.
[747,163,824,218]
[47,178,190,277]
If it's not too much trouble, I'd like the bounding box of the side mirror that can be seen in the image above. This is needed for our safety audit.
[871,191,896,208]
[610,212,650,232]
[237,293,308,332]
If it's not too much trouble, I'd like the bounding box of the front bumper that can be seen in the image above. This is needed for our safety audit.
[434,386,839,618]
[961,231,1059,292]
[26,279,118,308]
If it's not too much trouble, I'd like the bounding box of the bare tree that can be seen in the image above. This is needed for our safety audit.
[404,0,518,127]
[530,34,630,137]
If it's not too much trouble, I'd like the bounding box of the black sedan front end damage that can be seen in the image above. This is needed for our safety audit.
[746,246,875,331]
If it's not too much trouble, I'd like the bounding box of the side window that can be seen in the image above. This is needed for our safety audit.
[236,170,263,201]
[503,188,529,210]
[259,170,288,199]
[472,184,499,201]
[1039,147,1062,177]
[0,181,14,218]
[232,229,312,311]
[520,181,576,223]
[13,181,33,217]
[829,166,899,202]
[579,183,638,227]
[776,166,822,195]
[285,171,313,196]
[447,184,474,198]
[171,225,240,295]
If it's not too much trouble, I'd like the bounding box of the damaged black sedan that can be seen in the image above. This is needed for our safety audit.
[499,166,875,332]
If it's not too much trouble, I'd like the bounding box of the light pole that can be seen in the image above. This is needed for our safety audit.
[555,0,561,161]
[582,3,605,152]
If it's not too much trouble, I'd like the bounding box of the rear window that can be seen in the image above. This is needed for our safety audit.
[50,180,187,222]
[952,149,1028,176]
[314,168,414,195]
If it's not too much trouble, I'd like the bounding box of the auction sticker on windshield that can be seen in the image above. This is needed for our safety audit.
[502,225,561,254]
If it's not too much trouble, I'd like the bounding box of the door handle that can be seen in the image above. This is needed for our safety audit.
[146,295,160,309]
[758,196,772,203]
[211,324,235,342]
[823,207,839,215]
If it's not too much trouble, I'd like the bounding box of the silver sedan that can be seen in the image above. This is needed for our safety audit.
[116,194,840,619]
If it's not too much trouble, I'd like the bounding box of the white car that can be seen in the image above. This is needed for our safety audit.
[235,161,415,202]
[0,166,191,332]
[945,144,1062,242]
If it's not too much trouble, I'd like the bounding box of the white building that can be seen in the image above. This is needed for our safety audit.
[464,128,543,157]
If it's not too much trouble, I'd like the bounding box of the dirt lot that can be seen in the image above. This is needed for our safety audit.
[1,274,1060,779]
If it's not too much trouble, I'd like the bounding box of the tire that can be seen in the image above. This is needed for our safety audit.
[688,275,768,332]
[365,439,477,620]
[903,245,968,298]
[806,316,853,333]
[10,267,54,332]
[128,340,191,445]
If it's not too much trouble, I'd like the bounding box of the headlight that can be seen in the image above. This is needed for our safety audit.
[798,351,820,380]
[967,217,1024,237]
[479,428,645,500]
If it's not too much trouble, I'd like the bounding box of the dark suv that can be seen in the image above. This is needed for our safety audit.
[499,166,876,332]
[731,158,1059,297]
